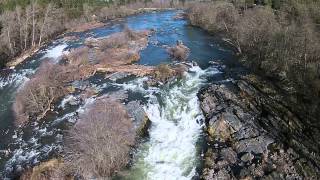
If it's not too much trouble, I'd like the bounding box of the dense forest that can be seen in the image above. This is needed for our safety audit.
[188,0,320,123]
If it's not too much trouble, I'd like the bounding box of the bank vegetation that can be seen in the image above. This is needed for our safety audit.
[0,0,184,68]
[187,0,320,123]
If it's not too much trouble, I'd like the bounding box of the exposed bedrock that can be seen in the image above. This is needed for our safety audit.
[126,100,151,137]
[198,79,320,179]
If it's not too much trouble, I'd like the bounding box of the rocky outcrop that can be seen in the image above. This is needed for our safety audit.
[97,64,154,77]
[126,101,150,137]
[146,63,188,86]
[198,81,320,179]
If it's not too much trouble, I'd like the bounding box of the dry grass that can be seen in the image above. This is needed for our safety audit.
[153,63,188,83]
[14,28,148,125]
[64,97,135,179]
[19,159,70,180]
[65,47,90,66]
[88,28,149,66]
[153,64,175,83]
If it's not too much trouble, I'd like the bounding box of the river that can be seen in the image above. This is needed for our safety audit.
[0,10,235,179]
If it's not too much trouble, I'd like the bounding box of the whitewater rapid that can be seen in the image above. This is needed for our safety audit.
[119,65,219,179]
[0,43,68,90]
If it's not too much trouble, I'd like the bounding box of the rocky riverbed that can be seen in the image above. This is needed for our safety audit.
[198,72,320,179]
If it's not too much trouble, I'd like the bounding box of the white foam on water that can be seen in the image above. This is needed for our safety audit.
[127,65,219,180]
[0,43,68,90]
[52,112,77,126]
[58,95,79,109]
[0,69,34,90]
[76,96,96,114]
[112,77,149,93]
[41,43,68,62]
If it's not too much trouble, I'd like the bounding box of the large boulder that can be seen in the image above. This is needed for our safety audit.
[126,101,150,137]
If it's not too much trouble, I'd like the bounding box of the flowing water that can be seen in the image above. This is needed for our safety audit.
[121,65,220,179]
[0,10,235,179]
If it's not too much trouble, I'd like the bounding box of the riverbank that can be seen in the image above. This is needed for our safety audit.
[4,8,317,179]
[185,3,320,178]
[186,1,320,126]
[4,7,181,69]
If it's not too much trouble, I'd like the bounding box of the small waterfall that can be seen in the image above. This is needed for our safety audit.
[126,65,219,180]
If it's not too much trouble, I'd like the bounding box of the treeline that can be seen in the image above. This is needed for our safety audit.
[0,1,63,64]
[188,0,320,120]
[0,0,93,67]
[0,0,165,68]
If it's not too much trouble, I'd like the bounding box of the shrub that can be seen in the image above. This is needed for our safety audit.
[153,64,175,83]
[187,2,238,34]
[13,61,66,125]
[187,1,320,121]
[19,159,68,180]
[65,47,90,66]
[167,41,190,61]
[123,25,139,41]
[98,33,128,50]
[234,7,280,65]
[64,97,135,179]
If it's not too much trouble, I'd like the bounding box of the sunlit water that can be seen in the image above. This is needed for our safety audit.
[115,65,219,179]
[0,10,235,179]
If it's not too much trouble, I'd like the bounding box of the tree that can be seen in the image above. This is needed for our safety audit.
[13,61,66,125]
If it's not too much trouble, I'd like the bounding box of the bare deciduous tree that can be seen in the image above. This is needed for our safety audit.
[13,61,66,125]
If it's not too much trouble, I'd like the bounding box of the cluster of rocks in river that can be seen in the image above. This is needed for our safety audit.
[198,76,320,179]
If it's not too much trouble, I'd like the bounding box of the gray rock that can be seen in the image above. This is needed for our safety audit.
[222,111,243,132]
[240,152,254,163]
[126,101,150,137]
[221,148,237,164]
[198,81,319,179]
[235,135,274,154]
[105,72,130,81]
[233,125,260,140]
[71,80,90,90]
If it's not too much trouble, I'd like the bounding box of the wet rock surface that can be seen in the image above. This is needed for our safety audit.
[126,101,150,137]
[198,79,320,179]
